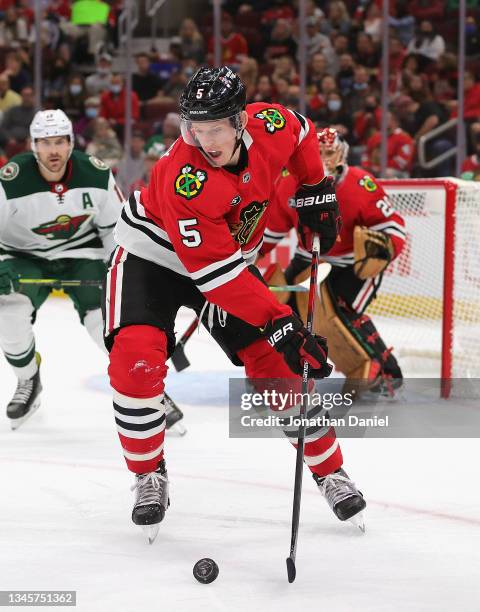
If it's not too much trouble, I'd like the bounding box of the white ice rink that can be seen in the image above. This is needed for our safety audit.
[1,297,479,612]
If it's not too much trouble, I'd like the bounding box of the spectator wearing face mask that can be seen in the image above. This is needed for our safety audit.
[100,73,139,130]
[74,96,101,148]
[407,20,446,70]
[86,53,113,96]
[315,92,352,137]
[347,66,377,113]
[62,74,87,122]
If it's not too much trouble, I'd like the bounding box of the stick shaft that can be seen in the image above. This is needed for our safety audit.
[19,278,103,288]
[287,234,321,578]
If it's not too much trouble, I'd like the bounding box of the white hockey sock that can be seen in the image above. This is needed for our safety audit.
[0,293,38,379]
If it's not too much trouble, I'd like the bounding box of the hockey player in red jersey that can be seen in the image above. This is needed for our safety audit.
[103,67,366,541]
[261,128,406,393]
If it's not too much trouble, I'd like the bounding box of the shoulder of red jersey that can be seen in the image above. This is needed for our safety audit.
[246,102,311,145]
[148,138,230,218]
[343,166,387,197]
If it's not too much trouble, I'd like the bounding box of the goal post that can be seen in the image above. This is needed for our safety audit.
[373,178,480,397]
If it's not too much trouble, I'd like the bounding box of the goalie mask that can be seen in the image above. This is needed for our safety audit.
[30,109,74,168]
[179,66,247,167]
[317,128,349,177]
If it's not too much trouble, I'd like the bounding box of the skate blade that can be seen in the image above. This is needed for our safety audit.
[141,524,160,545]
[9,398,41,431]
[349,511,366,533]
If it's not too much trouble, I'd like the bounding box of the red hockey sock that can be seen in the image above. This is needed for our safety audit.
[108,325,168,473]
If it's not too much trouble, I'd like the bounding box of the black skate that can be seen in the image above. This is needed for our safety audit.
[313,468,366,532]
[131,459,169,544]
[164,394,187,436]
[7,355,42,430]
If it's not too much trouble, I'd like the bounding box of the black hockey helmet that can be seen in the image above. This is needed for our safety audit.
[179,66,246,122]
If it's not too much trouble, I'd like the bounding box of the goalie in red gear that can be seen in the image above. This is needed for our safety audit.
[103,68,366,540]
[260,127,406,394]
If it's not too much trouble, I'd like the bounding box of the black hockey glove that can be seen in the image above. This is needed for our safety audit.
[292,176,341,254]
[263,313,333,379]
[0,260,20,295]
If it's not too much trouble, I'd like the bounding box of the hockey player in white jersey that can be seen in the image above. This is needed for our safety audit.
[0,109,123,429]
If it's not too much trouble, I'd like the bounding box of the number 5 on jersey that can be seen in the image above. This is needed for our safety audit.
[179,218,202,247]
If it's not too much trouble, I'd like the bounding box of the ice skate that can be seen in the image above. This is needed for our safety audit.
[164,394,187,436]
[7,354,42,430]
[313,468,366,532]
[131,460,169,544]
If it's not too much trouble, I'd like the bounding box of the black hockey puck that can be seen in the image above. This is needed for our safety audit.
[193,558,219,584]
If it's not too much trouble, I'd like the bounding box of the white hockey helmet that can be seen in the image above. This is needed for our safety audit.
[30,109,74,159]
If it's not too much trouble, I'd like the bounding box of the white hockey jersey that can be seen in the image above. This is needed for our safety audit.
[0,150,124,261]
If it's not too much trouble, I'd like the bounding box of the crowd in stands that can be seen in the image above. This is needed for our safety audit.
[1,0,480,191]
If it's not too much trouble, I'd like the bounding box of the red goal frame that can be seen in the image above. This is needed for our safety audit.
[380,179,457,398]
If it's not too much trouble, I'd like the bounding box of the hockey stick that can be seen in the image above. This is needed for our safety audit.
[19,278,103,288]
[170,317,200,372]
[286,234,321,584]
[170,264,332,372]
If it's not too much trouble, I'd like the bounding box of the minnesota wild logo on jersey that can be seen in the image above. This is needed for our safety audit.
[32,214,90,240]
[174,165,207,200]
[254,108,286,134]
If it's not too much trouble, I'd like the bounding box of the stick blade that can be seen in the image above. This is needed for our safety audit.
[286,556,296,583]
[170,345,190,371]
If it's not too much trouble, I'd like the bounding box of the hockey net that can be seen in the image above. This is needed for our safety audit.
[369,178,480,392]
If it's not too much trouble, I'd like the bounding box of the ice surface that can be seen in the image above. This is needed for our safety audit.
[1,298,479,612]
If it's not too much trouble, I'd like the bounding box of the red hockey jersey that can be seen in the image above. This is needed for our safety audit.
[114,103,324,326]
[261,166,406,267]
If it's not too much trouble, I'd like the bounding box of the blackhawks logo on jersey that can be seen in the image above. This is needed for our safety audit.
[174,165,207,200]
[359,175,378,192]
[32,214,90,240]
[254,108,286,134]
[229,201,267,245]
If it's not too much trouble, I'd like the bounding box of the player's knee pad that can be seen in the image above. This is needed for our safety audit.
[108,325,168,398]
